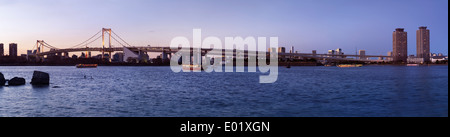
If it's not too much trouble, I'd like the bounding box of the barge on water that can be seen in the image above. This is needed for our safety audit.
[76,64,98,68]
[337,64,363,68]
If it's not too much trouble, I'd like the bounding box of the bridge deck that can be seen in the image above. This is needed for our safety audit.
[36,47,391,62]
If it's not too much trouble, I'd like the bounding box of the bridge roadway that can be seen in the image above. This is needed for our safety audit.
[37,47,391,62]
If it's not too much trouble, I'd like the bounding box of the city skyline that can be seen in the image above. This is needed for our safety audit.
[0,0,448,56]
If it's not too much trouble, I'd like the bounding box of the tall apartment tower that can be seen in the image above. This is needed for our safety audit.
[416,26,430,62]
[393,28,408,63]
[0,43,4,57]
[9,43,18,57]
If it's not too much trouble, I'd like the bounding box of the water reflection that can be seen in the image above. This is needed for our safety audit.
[0,66,448,117]
[31,85,50,90]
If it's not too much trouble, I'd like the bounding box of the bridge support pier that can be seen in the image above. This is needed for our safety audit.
[102,28,112,62]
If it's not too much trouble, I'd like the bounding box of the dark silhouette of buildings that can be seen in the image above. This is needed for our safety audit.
[0,43,3,57]
[9,43,18,57]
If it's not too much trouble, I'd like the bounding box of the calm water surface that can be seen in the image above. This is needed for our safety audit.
[0,66,447,117]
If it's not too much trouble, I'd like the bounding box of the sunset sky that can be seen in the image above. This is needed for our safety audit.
[0,0,448,56]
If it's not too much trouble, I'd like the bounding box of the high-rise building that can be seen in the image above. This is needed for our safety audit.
[9,43,18,57]
[359,50,366,60]
[0,43,4,57]
[278,47,286,53]
[290,46,294,53]
[417,26,430,62]
[393,28,408,63]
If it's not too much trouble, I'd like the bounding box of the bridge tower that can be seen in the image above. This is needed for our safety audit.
[102,28,112,62]
[36,40,44,55]
[35,40,47,62]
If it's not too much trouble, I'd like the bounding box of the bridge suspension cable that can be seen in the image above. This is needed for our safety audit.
[35,28,133,56]
[70,30,102,48]
[74,35,102,48]
[111,30,132,47]
[39,40,59,49]
[110,35,126,47]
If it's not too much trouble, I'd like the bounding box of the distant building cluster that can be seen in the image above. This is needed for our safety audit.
[0,43,18,57]
[270,26,447,65]
[430,53,448,63]
[0,43,30,63]
[0,43,163,64]
[327,48,341,55]
[390,26,446,64]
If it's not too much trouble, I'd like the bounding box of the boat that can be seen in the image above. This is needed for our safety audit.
[337,64,363,68]
[407,64,420,67]
[76,64,98,68]
[182,64,202,71]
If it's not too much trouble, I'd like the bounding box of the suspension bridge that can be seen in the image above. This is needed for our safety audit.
[32,28,392,63]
